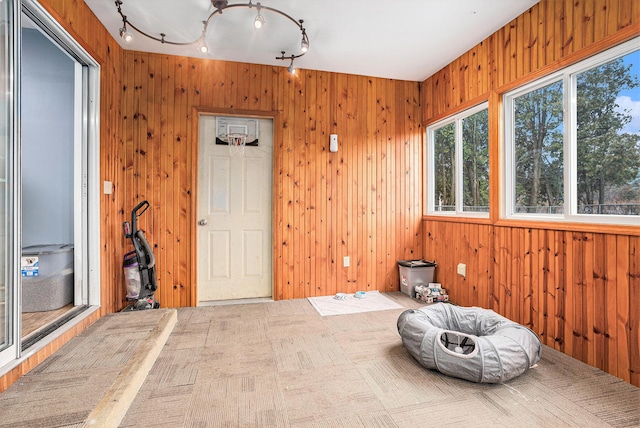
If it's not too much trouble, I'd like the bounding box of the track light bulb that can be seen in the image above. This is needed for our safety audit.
[119,27,133,43]
[198,40,209,53]
[287,61,296,75]
[254,13,265,29]
[300,37,309,53]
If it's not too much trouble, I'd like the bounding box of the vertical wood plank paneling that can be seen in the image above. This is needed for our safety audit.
[469,222,479,305]
[525,228,535,332]
[584,232,596,366]
[385,80,397,291]
[563,0,576,56]
[292,72,304,298]
[173,57,186,306]
[547,231,565,350]
[162,54,175,308]
[593,233,607,371]
[543,229,553,347]
[616,235,631,383]
[618,0,633,29]
[564,231,575,359]
[423,222,639,387]
[604,233,618,376]
[283,71,295,299]
[272,67,283,300]
[334,72,346,294]
[317,71,329,296]
[122,62,419,304]
[629,236,640,386]
[523,7,532,76]
[421,0,639,387]
[306,69,317,298]
[572,232,585,361]
[345,74,356,292]
[583,0,595,47]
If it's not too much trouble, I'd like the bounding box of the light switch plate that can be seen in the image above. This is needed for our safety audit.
[103,180,113,195]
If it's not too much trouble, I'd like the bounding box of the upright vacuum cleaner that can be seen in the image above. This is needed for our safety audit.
[122,200,160,310]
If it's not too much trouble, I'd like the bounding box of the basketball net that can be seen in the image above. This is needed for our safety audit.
[225,133,248,156]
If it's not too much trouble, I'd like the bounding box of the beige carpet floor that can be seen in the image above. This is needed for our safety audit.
[0,293,638,427]
[121,293,639,427]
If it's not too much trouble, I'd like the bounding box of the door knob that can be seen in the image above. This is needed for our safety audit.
[198,219,208,226]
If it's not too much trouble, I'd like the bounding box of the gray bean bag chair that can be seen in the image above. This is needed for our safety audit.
[397,303,542,383]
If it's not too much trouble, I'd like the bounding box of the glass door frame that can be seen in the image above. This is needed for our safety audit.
[0,0,101,371]
[0,0,21,368]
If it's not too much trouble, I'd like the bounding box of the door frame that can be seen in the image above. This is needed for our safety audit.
[0,0,101,373]
[191,107,281,305]
[21,0,101,308]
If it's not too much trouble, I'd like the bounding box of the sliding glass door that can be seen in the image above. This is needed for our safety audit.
[0,0,99,371]
[0,0,19,367]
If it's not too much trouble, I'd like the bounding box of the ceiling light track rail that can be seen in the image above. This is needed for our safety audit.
[115,0,309,74]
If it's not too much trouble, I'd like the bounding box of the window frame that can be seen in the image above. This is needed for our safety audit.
[503,37,640,226]
[425,102,489,218]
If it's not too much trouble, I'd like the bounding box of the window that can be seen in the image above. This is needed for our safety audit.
[512,80,564,214]
[426,103,489,216]
[504,37,640,225]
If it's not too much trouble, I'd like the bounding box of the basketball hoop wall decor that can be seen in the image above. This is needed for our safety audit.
[215,116,259,156]
[225,133,248,156]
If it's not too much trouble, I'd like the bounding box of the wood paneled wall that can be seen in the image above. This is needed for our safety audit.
[120,53,423,305]
[421,0,640,386]
[423,0,640,119]
[424,221,639,386]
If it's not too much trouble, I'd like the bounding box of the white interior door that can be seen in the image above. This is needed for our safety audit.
[197,116,273,302]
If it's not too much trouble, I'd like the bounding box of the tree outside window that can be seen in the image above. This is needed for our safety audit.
[462,109,489,212]
[433,123,455,212]
[513,81,564,214]
[505,38,639,224]
[576,56,640,215]
[427,104,489,216]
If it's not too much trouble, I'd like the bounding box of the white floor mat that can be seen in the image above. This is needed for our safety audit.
[307,291,403,316]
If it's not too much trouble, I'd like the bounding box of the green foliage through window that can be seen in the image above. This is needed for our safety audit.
[513,81,564,213]
[434,123,455,211]
[427,104,489,215]
[505,37,639,222]
[462,109,489,212]
[576,57,640,215]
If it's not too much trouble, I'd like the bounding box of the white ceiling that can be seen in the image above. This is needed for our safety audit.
[85,0,539,82]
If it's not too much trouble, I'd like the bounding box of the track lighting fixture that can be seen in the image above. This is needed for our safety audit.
[119,26,133,43]
[253,4,265,29]
[198,40,209,54]
[279,53,295,74]
[114,0,309,72]
[197,26,209,53]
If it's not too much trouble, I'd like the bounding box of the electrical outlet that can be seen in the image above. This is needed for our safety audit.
[343,256,350,267]
[457,263,466,278]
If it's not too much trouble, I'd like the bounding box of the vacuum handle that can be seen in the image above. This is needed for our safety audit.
[133,200,149,218]
[130,200,150,235]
